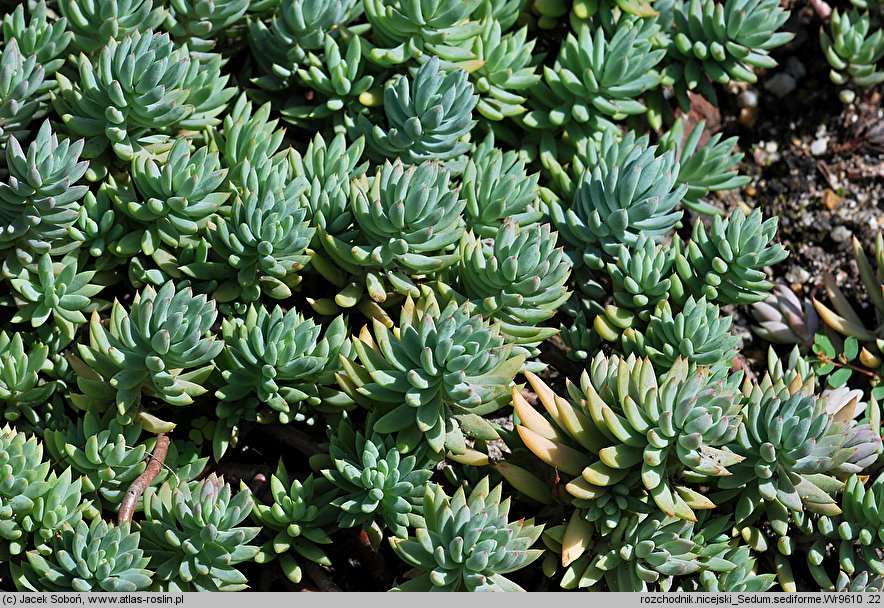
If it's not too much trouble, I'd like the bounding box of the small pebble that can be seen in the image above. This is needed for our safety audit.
[831,226,852,243]
[785,267,811,285]
[737,89,759,108]
[764,73,797,99]
[785,57,807,80]
[822,188,844,210]
[810,138,828,156]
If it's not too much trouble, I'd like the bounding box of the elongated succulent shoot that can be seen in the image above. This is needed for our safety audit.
[251,462,337,584]
[389,476,544,591]
[13,519,153,591]
[458,219,572,349]
[217,304,352,424]
[338,291,525,454]
[322,417,433,538]
[139,474,260,591]
[0,121,88,274]
[359,57,478,164]
[76,281,222,420]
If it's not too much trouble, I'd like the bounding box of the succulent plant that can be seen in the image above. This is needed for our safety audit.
[247,0,361,90]
[364,0,484,65]
[12,518,153,591]
[594,234,675,340]
[75,281,222,420]
[389,476,544,591]
[251,462,338,584]
[2,1,72,76]
[165,0,249,55]
[658,118,751,215]
[43,406,146,504]
[0,332,55,427]
[291,131,365,243]
[0,120,89,275]
[551,144,685,267]
[589,515,703,591]
[834,568,884,592]
[0,425,88,559]
[0,39,44,148]
[208,159,313,302]
[516,356,743,523]
[109,138,230,257]
[752,283,820,349]
[441,21,541,121]
[696,546,776,592]
[815,235,884,373]
[139,474,260,591]
[320,416,433,538]
[320,159,465,302]
[717,389,881,521]
[7,252,104,348]
[668,0,793,105]
[357,57,478,165]
[338,291,525,454]
[530,18,664,129]
[58,0,166,53]
[674,209,788,306]
[837,472,884,554]
[629,296,740,371]
[69,185,127,268]
[540,126,651,203]
[53,29,234,162]
[216,304,352,428]
[456,219,572,351]
[209,94,287,187]
[282,33,374,125]
[461,132,543,238]
[821,9,884,89]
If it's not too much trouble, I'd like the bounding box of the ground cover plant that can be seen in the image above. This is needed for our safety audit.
[0,0,882,593]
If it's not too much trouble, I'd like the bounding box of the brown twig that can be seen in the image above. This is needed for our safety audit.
[118,433,170,524]
[816,354,881,380]
[302,562,340,592]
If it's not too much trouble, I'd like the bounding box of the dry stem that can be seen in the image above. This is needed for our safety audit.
[118,433,170,524]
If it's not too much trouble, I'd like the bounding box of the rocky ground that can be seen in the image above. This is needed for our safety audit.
[706,1,883,367]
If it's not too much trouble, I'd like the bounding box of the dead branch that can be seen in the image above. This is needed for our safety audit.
[118,433,170,524]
